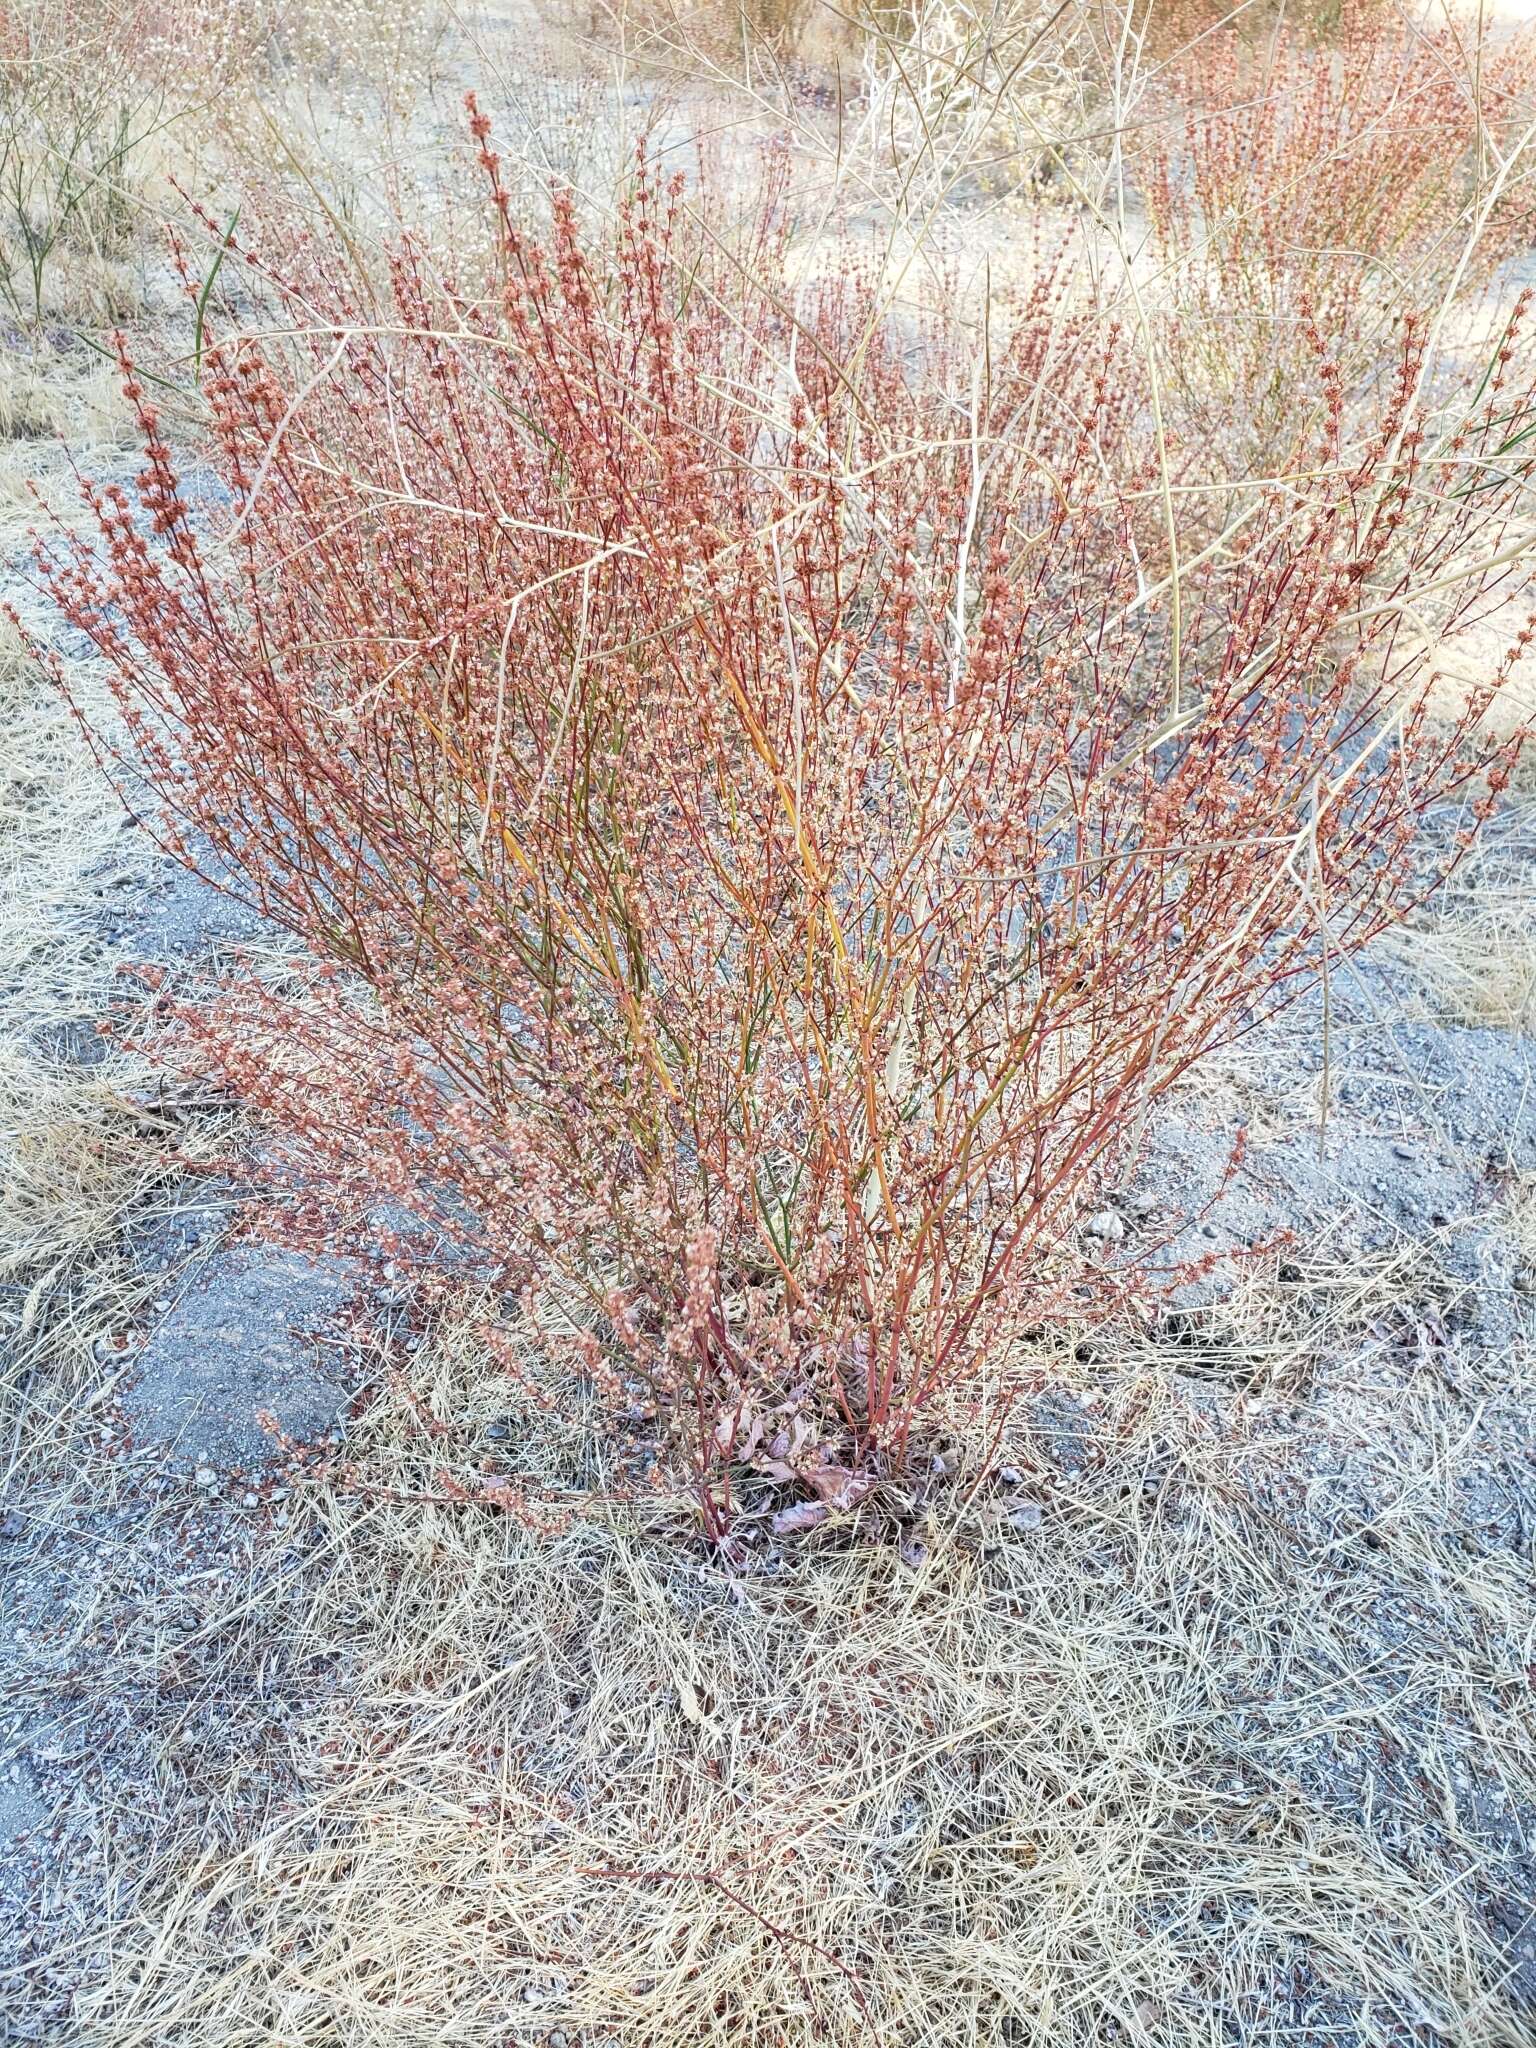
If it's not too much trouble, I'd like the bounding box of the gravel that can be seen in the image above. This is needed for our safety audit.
[125,1242,358,1470]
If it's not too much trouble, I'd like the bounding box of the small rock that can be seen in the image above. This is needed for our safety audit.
[1392,1142,1415,1162]
[194,1466,217,1491]
[1085,1209,1125,1243]
[1009,1501,1044,1532]
[485,1421,511,1441]
[0,1509,26,1541]
[242,1493,259,1508]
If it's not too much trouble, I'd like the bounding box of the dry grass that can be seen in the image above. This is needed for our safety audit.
[1506,1169,1536,1273]
[1383,799,1536,1033]
[51,1260,1534,2048]
[0,2,173,327]
[0,495,238,1478]
[0,346,133,454]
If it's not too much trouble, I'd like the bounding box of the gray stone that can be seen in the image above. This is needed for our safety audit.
[0,1763,44,1847]
[94,838,278,964]
[1134,975,1536,1316]
[1029,1386,1093,1470]
[125,1244,356,1468]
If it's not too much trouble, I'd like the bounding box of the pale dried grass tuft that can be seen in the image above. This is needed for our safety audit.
[0,605,227,1464]
[63,1265,1536,2048]
[1384,798,1536,1033]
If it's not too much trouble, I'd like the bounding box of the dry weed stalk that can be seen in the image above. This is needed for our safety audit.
[846,0,1099,202]
[26,106,1536,1534]
[0,0,167,325]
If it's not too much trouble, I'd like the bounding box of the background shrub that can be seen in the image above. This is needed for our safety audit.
[1143,10,1536,474]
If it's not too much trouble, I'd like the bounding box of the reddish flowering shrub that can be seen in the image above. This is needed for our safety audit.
[30,104,1536,1533]
[1144,11,1536,472]
[1135,0,1390,55]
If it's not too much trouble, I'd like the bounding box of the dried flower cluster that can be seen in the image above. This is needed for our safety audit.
[29,95,1536,1534]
